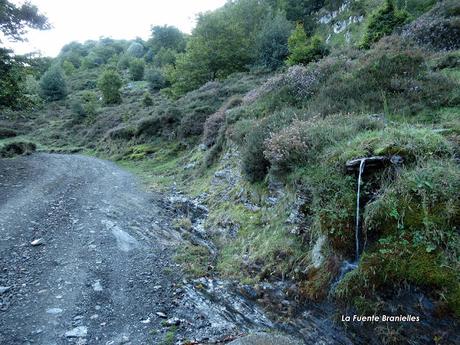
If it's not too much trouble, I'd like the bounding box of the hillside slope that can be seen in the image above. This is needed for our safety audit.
[1,0,459,344]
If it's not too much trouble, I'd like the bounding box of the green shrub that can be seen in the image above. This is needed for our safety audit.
[203,96,242,147]
[135,108,181,138]
[286,24,329,66]
[61,60,76,76]
[178,105,215,137]
[117,54,131,70]
[39,65,67,101]
[146,68,166,90]
[360,0,409,49]
[70,90,98,117]
[142,92,153,107]
[97,68,123,104]
[129,58,145,81]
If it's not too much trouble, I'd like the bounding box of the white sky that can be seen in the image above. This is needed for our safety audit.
[4,0,227,57]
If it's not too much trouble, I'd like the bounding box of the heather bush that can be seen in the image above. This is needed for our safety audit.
[202,96,242,147]
[264,116,356,175]
[401,0,460,51]
[135,107,182,138]
[241,109,296,182]
[243,56,348,105]
[307,37,459,116]
[178,105,215,137]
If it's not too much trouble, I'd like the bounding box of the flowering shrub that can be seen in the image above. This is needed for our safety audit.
[203,110,226,147]
[264,116,356,175]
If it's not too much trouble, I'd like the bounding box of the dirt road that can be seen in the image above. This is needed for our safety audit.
[0,153,183,344]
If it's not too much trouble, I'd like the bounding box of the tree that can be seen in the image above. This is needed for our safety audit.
[286,24,328,66]
[0,0,49,42]
[168,0,270,95]
[254,11,294,70]
[360,0,408,49]
[280,0,325,33]
[0,48,25,108]
[129,58,145,81]
[149,25,186,53]
[98,68,123,104]
[152,47,177,67]
[127,42,144,57]
[39,65,67,101]
[0,0,49,109]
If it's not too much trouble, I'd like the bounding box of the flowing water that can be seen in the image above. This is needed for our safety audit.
[332,158,366,288]
[355,158,366,261]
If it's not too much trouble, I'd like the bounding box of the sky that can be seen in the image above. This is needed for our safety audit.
[4,0,227,57]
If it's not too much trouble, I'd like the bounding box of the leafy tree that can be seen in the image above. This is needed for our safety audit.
[0,0,49,41]
[81,51,104,69]
[255,11,294,70]
[39,65,67,101]
[97,68,123,104]
[153,47,177,67]
[280,0,325,33]
[0,0,49,109]
[0,49,25,108]
[127,41,144,57]
[168,0,270,95]
[360,0,408,49]
[62,60,76,75]
[129,58,145,81]
[286,24,328,66]
[149,25,186,53]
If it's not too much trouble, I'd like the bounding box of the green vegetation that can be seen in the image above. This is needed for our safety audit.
[98,68,123,104]
[2,0,460,338]
[360,0,409,49]
[40,66,67,101]
[286,24,328,66]
[129,58,145,81]
[0,141,36,158]
[255,11,294,70]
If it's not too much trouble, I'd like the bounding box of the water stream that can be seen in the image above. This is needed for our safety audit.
[333,158,366,287]
[355,158,365,261]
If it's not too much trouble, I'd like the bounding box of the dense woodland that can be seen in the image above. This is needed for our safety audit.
[1,0,459,343]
